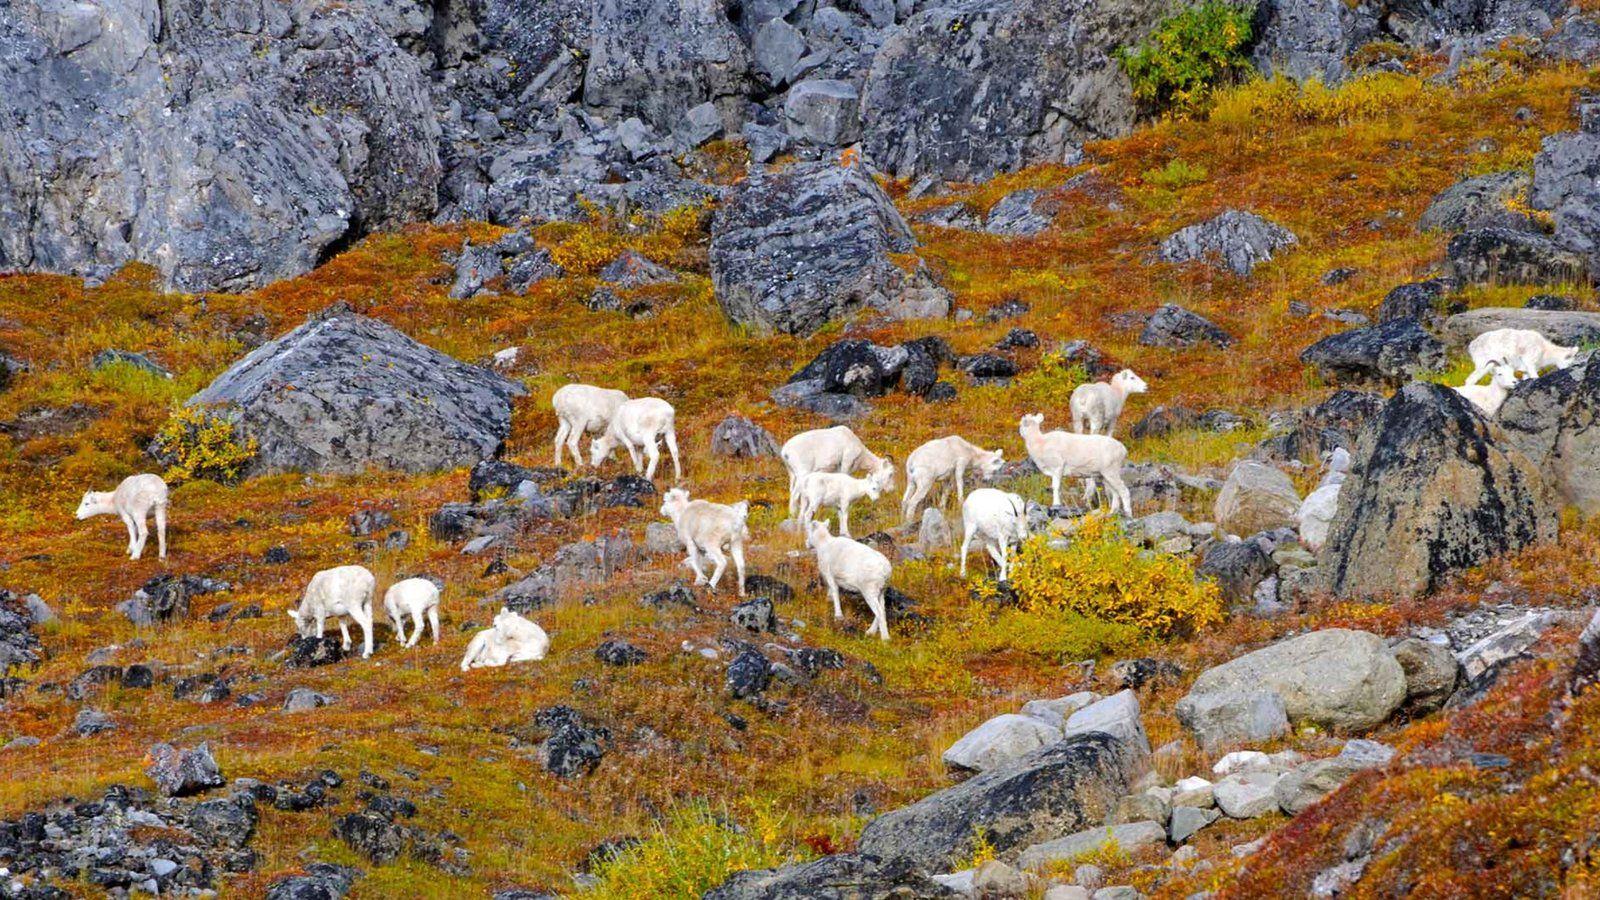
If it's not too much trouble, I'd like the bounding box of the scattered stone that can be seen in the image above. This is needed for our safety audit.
[1175,689,1290,754]
[1214,771,1283,819]
[1391,638,1460,715]
[1418,171,1534,233]
[1168,806,1221,843]
[1016,820,1166,870]
[711,416,780,458]
[73,708,117,736]
[1158,209,1298,275]
[146,742,225,797]
[283,635,348,668]
[284,688,335,712]
[1180,629,1406,732]
[534,706,609,778]
[1214,461,1300,537]
[1138,304,1235,349]
[730,597,777,633]
[594,639,647,667]
[727,649,772,699]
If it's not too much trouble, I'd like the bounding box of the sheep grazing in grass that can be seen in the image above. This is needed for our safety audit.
[659,488,750,595]
[383,577,441,648]
[1018,413,1132,514]
[590,397,682,481]
[460,608,550,671]
[1464,328,1579,385]
[901,436,1004,523]
[288,565,376,659]
[798,465,894,538]
[552,383,629,469]
[959,488,1029,580]
[75,473,170,560]
[807,520,892,641]
[780,426,891,517]
[1070,369,1148,436]
[1455,359,1518,417]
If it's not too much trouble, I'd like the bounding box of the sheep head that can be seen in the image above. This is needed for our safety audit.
[1555,343,1582,369]
[75,490,112,519]
[806,519,832,549]
[1018,413,1045,435]
[659,488,691,521]
[977,449,1005,479]
[1114,369,1149,394]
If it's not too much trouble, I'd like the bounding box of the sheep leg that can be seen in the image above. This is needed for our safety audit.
[1082,476,1098,509]
[960,521,976,577]
[837,500,852,538]
[428,607,440,645]
[824,573,842,619]
[568,424,588,470]
[1105,470,1133,517]
[786,465,801,517]
[642,440,661,481]
[1072,409,1086,434]
[356,608,373,658]
[338,619,352,651]
[730,540,747,597]
[865,587,889,641]
[624,436,644,474]
[119,512,138,558]
[314,614,326,640]
[553,418,571,467]
[388,607,405,641]
[154,503,167,560]
[684,542,709,585]
[704,545,728,593]
[664,426,682,481]
[1049,471,1062,506]
[997,540,1010,581]
[955,462,967,503]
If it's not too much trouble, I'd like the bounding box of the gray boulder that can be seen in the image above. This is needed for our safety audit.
[1158,210,1298,275]
[1213,771,1282,819]
[1214,461,1301,537]
[1180,629,1406,731]
[1320,383,1557,599]
[1138,304,1235,349]
[753,19,807,87]
[187,305,525,475]
[1300,318,1448,386]
[1168,805,1222,843]
[1015,820,1166,870]
[1060,689,1149,754]
[860,0,1163,181]
[706,853,955,899]
[582,0,751,133]
[985,189,1054,237]
[1446,227,1586,285]
[1378,278,1456,325]
[1419,171,1533,233]
[710,415,780,458]
[783,79,862,147]
[1391,638,1460,715]
[943,713,1065,773]
[1498,357,1600,514]
[1531,129,1600,270]
[1441,307,1600,349]
[145,742,224,797]
[709,161,951,336]
[1273,740,1395,815]
[1175,689,1290,753]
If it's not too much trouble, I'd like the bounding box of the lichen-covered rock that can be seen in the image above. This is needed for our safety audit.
[1179,629,1406,731]
[783,79,862,146]
[706,852,955,900]
[985,189,1054,237]
[1497,358,1600,514]
[581,0,751,132]
[1175,689,1290,753]
[709,162,951,336]
[1300,318,1448,386]
[187,305,524,475]
[1446,227,1587,285]
[1214,461,1301,537]
[1320,383,1558,599]
[1378,278,1456,324]
[1138,304,1235,349]
[145,742,225,797]
[943,714,1064,773]
[710,415,780,458]
[1441,307,1600,349]
[1391,638,1460,715]
[1419,171,1534,233]
[1158,210,1298,275]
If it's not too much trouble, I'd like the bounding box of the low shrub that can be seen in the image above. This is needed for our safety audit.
[1116,1,1256,115]
[584,803,791,899]
[149,405,257,484]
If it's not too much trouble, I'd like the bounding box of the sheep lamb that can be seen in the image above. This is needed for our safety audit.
[75,473,170,560]
[460,608,550,670]
[1454,359,1518,416]
[1464,328,1579,384]
[552,383,628,469]
[807,520,892,641]
[383,577,442,648]
[659,488,750,595]
[1018,413,1132,514]
[901,435,1004,523]
[798,465,894,538]
[288,565,377,659]
[780,426,891,517]
[1069,369,1149,436]
[959,488,1030,580]
[590,397,681,481]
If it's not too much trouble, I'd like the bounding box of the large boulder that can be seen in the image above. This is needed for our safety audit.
[1174,689,1290,753]
[188,305,524,475]
[1418,171,1534,233]
[1446,227,1586,286]
[943,714,1064,773]
[0,0,439,291]
[707,853,955,900]
[581,0,751,133]
[1179,629,1406,732]
[1531,129,1600,271]
[1138,304,1235,349]
[709,161,951,336]
[1300,319,1448,386]
[1498,358,1600,514]
[1158,210,1299,276]
[859,0,1163,181]
[854,733,1147,871]
[1319,383,1558,598]
[1214,461,1301,537]
[1441,307,1600,349]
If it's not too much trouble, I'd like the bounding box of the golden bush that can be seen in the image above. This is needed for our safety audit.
[150,405,258,485]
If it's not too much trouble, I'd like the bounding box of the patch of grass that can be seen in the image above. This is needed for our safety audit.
[583,802,794,899]
[1142,158,1211,189]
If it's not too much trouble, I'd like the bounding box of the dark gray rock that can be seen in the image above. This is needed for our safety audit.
[594,639,647,666]
[706,852,955,900]
[145,742,224,797]
[1391,638,1460,715]
[1378,278,1456,324]
[534,706,609,777]
[1254,389,1384,464]
[1526,293,1577,310]
[283,636,348,669]
[187,305,524,475]
[1138,304,1235,349]
[505,248,564,294]
[0,590,45,677]
[284,688,335,712]
[91,349,171,380]
[599,251,676,287]
[334,811,406,865]
[189,797,258,849]
[711,415,780,458]
[710,161,951,336]
[783,79,862,146]
[985,189,1053,237]
[1573,609,1600,697]
[753,19,807,87]
[789,339,905,398]
[450,242,503,300]
[772,379,872,421]
[727,648,772,698]
[581,0,751,133]
[676,101,725,147]
[1531,129,1600,271]
[1497,358,1600,514]
[1197,540,1274,603]
[1158,210,1298,275]
[73,708,116,736]
[731,596,778,632]
[1446,227,1587,285]
[1320,383,1559,598]
[1419,171,1533,233]
[1300,318,1448,386]
[469,459,538,502]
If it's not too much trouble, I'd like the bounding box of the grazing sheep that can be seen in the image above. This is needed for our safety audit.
[807,520,892,641]
[1070,369,1149,436]
[288,565,376,659]
[383,577,441,648]
[659,488,750,595]
[959,488,1029,580]
[901,436,1005,523]
[590,397,682,481]
[780,426,891,517]
[75,473,170,560]
[460,608,550,671]
[1464,328,1579,385]
[1018,413,1132,514]
[1454,359,1518,416]
[552,383,629,468]
[798,464,894,538]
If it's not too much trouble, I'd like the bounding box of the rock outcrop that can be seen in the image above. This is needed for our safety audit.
[1498,358,1600,514]
[1441,307,1600,348]
[1158,210,1298,275]
[1178,629,1406,732]
[1300,319,1448,386]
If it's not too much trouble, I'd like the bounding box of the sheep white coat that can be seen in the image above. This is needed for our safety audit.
[1454,359,1518,417]
[808,520,892,641]
[1464,328,1579,384]
[901,436,1004,523]
[1069,369,1149,436]
[659,488,750,595]
[590,397,681,481]
[383,577,442,648]
[780,426,890,517]
[460,608,550,670]
[288,565,377,658]
[552,383,629,468]
[75,473,169,560]
[798,466,893,538]
[959,488,1029,580]
[1018,413,1132,514]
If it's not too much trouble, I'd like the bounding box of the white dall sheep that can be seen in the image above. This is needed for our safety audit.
[798,464,894,538]
[959,488,1030,580]
[807,520,892,641]
[288,565,376,658]
[75,473,170,560]
[1464,328,1579,385]
[1018,413,1132,514]
[780,426,891,517]
[590,397,682,481]
[1454,359,1518,417]
[383,577,441,648]
[1070,369,1149,436]
[552,383,629,469]
[901,436,1005,523]
[460,608,550,671]
[659,488,749,595]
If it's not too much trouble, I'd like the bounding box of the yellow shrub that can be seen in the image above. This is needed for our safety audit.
[150,405,258,484]
[549,225,625,276]
[1008,514,1225,640]
[584,803,791,899]
[1210,72,1443,129]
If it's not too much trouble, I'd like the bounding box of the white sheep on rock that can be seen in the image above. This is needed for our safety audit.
[383,577,441,648]
[75,473,170,560]
[590,397,682,481]
[288,565,376,659]
[808,520,892,641]
[1018,413,1132,514]
[460,608,550,671]
[1454,358,1518,416]
[959,488,1030,580]
[901,435,1004,523]
[552,383,629,469]
[1464,328,1579,385]
[1070,369,1149,436]
[1297,448,1352,552]
[659,488,749,595]
[781,426,892,517]
[798,465,894,538]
